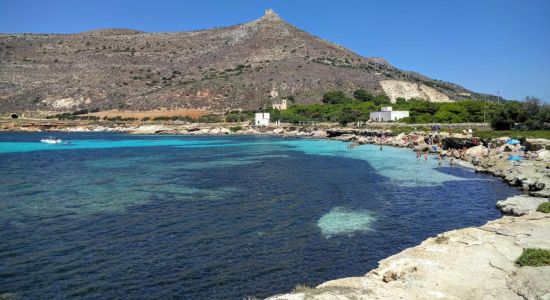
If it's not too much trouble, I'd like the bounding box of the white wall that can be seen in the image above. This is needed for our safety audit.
[255,113,270,126]
[370,110,409,122]
[390,111,409,121]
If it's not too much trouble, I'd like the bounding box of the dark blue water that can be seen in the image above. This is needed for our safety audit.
[0,132,519,299]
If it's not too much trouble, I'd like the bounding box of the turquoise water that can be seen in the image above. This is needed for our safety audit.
[0,133,519,299]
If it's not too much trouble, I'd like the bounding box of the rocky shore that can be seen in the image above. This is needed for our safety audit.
[2,120,549,298]
[267,213,550,300]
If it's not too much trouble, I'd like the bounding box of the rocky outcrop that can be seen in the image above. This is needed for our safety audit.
[497,195,549,216]
[475,156,550,198]
[380,80,452,103]
[268,213,550,300]
[465,144,489,159]
[526,139,550,151]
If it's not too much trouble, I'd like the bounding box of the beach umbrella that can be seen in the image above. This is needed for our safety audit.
[506,139,520,145]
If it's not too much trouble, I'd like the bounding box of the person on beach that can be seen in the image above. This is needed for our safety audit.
[438,153,443,166]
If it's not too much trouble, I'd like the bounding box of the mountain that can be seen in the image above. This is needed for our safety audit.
[0,9,490,114]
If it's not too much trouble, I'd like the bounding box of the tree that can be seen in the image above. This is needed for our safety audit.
[524,99,550,130]
[395,97,407,105]
[490,105,515,130]
[353,89,374,102]
[373,94,391,106]
[322,91,351,104]
[338,107,359,125]
[523,96,541,116]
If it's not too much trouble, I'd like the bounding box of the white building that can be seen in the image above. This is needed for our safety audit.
[255,112,270,126]
[370,107,409,122]
[272,99,287,110]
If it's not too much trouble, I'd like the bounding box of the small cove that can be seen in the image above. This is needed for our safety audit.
[0,132,519,299]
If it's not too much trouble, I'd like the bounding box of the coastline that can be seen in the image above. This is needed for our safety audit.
[267,212,550,300]
[4,120,548,197]
[2,121,549,298]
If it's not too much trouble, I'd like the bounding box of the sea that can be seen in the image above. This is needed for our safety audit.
[0,132,519,299]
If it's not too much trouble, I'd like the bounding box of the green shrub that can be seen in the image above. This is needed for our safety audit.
[229,126,243,132]
[537,202,550,213]
[152,116,194,122]
[516,248,550,266]
[197,114,222,123]
[372,94,391,105]
[322,91,352,104]
[225,113,247,122]
[353,89,374,102]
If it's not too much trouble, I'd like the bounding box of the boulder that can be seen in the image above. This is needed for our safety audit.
[496,195,549,216]
[466,145,489,158]
[272,128,285,135]
[311,130,327,138]
[208,128,221,134]
[356,136,368,144]
[130,124,167,134]
[498,144,515,153]
[526,138,550,151]
[331,134,356,141]
[537,150,550,162]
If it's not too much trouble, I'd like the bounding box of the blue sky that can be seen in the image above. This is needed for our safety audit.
[1,0,549,102]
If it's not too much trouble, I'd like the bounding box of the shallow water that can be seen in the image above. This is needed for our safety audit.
[0,133,519,299]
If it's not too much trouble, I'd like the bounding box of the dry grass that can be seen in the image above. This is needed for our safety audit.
[292,284,314,293]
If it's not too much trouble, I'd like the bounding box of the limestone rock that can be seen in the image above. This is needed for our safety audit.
[267,213,550,300]
[273,128,285,134]
[496,195,549,216]
[537,150,550,162]
[466,145,489,159]
[311,130,327,138]
[330,134,356,141]
[130,124,168,134]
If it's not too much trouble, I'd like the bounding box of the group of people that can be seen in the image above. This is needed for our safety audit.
[416,150,429,161]
[430,125,441,134]
[416,147,465,166]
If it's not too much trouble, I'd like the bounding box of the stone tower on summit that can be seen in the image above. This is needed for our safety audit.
[263,8,281,20]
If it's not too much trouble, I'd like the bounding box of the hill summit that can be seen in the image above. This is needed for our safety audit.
[0,9,487,113]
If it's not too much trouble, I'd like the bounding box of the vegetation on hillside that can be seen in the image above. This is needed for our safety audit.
[47,89,548,133]
[267,90,549,129]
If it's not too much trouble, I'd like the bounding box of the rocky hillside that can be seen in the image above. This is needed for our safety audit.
[0,9,490,114]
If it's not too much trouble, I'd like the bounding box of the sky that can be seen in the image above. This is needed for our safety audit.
[1,0,549,102]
